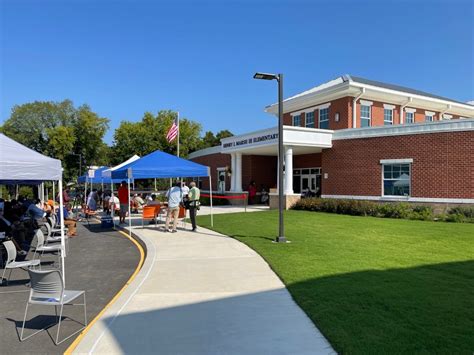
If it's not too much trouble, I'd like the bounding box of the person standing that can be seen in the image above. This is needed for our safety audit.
[165,181,182,233]
[248,180,257,205]
[117,181,129,224]
[188,181,200,232]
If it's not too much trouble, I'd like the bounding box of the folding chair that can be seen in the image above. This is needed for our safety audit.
[142,206,157,228]
[20,269,87,345]
[32,230,63,268]
[1,241,40,285]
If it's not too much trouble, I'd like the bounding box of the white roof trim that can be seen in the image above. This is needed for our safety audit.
[333,118,474,140]
[380,158,413,164]
[188,145,222,159]
[290,102,331,116]
[383,104,396,110]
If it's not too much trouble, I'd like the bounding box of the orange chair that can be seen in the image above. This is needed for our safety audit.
[154,205,163,224]
[178,206,186,229]
[142,206,157,228]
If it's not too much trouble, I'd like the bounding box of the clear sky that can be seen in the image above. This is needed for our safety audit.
[1,0,473,144]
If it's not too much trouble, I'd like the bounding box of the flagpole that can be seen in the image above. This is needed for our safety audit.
[177,111,180,158]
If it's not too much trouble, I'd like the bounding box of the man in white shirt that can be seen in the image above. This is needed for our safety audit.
[165,182,183,233]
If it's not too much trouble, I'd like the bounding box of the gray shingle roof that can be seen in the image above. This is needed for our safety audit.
[347,75,469,105]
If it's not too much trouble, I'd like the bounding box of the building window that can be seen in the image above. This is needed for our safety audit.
[383,164,410,196]
[319,108,329,129]
[405,112,414,124]
[425,114,433,122]
[292,114,301,126]
[360,105,371,127]
[305,112,315,128]
[384,109,393,125]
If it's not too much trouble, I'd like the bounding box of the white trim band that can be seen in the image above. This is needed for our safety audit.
[405,108,416,113]
[322,195,474,204]
[360,100,373,106]
[383,104,396,110]
[290,102,331,116]
[380,158,413,164]
[425,111,435,116]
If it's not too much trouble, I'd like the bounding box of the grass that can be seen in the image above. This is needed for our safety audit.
[196,210,474,354]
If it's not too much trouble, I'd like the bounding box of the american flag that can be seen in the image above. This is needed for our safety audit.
[166,117,179,143]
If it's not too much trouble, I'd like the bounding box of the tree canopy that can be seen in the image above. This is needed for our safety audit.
[1,100,109,181]
[1,100,233,183]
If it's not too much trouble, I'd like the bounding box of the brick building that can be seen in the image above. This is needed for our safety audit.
[189,75,474,207]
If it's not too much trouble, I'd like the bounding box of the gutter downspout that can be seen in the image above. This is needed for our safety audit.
[352,88,365,128]
[400,97,412,124]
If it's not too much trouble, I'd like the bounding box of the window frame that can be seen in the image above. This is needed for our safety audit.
[360,104,371,127]
[305,111,315,128]
[319,108,329,129]
[405,111,414,124]
[292,114,301,127]
[381,163,411,197]
[384,108,394,125]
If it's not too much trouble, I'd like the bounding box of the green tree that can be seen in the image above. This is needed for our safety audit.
[1,100,109,182]
[112,110,202,163]
[216,129,234,142]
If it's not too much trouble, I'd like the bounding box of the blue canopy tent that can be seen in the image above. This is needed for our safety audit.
[111,150,213,231]
[77,167,125,184]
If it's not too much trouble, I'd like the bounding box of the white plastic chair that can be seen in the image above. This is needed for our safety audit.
[1,241,40,285]
[32,230,63,268]
[20,269,87,345]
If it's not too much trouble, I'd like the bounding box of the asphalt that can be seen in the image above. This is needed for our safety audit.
[0,220,141,355]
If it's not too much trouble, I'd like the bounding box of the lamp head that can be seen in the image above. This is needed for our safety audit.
[253,72,278,81]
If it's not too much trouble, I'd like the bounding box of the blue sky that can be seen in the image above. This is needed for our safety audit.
[1,0,473,144]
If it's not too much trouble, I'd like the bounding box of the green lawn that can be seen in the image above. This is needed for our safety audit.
[196,210,474,354]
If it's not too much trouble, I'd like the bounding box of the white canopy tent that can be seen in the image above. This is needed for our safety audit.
[101,155,140,227]
[0,133,67,284]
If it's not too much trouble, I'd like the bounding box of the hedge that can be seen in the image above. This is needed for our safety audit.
[291,198,474,223]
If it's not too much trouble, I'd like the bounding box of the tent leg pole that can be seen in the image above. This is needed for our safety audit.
[58,179,66,286]
[128,178,132,237]
[209,175,213,227]
[111,184,115,228]
[53,182,55,203]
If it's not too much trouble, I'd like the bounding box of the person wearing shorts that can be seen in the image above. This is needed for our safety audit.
[165,181,183,233]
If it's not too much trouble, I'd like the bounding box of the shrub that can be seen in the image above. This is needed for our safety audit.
[291,198,459,222]
[448,206,474,219]
[200,196,230,206]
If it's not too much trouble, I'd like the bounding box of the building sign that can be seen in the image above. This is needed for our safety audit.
[222,132,278,150]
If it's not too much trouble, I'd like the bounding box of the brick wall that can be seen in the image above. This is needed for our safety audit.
[321,131,474,199]
[285,96,464,130]
[190,153,231,190]
[294,153,322,168]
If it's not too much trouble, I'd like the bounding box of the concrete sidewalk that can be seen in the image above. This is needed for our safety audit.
[73,209,334,354]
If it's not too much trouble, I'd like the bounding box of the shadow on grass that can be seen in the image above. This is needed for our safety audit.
[96,260,472,354]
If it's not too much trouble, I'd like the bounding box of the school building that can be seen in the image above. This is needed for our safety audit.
[189,75,474,208]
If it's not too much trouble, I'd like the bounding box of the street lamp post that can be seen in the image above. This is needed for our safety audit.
[253,72,287,243]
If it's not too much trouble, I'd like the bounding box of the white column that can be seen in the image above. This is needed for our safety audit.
[230,153,236,192]
[284,146,293,195]
[235,152,242,192]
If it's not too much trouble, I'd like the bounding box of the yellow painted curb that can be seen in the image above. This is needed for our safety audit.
[64,227,145,354]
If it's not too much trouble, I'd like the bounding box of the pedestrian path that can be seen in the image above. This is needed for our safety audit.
[71,208,334,354]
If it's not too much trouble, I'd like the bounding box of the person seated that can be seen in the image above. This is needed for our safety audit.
[56,204,77,237]
[108,194,120,215]
[27,199,46,221]
[146,194,161,206]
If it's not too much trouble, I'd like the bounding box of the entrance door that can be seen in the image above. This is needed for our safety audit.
[217,169,226,193]
[293,167,321,195]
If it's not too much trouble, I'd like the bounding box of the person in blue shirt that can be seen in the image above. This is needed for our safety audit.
[165,181,183,233]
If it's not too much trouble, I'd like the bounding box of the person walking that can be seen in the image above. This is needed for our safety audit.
[165,181,182,233]
[188,181,200,232]
[117,181,129,224]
